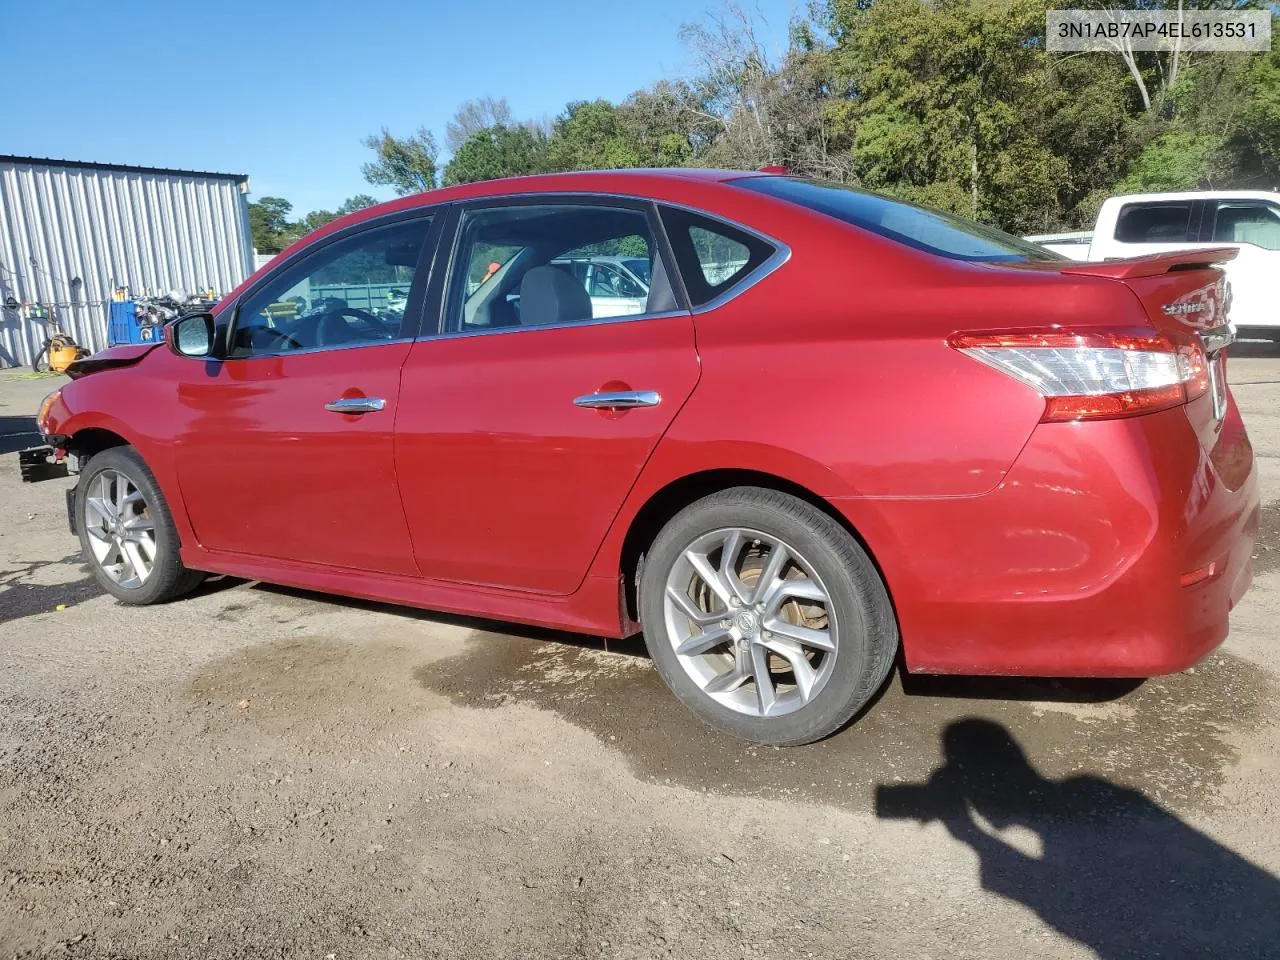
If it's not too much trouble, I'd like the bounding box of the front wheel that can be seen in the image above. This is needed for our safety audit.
[76,447,204,604]
[639,487,898,745]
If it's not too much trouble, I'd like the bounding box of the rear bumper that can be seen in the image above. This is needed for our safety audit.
[837,399,1259,677]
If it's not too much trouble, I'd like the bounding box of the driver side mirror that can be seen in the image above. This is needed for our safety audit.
[168,312,215,358]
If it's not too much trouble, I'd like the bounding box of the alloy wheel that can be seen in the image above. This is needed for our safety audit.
[662,527,838,718]
[83,469,156,589]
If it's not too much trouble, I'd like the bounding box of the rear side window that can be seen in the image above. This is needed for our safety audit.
[1115,202,1194,243]
[1212,201,1280,250]
[733,176,1057,262]
[660,207,777,307]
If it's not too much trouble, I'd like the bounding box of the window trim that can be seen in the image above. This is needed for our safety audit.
[216,206,446,360]
[426,193,690,341]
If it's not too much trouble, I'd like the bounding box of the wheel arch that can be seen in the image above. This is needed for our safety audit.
[617,467,894,623]
[65,426,131,464]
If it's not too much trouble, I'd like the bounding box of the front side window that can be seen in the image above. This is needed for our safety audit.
[446,203,673,333]
[229,216,432,358]
[1115,202,1194,244]
[1212,201,1280,251]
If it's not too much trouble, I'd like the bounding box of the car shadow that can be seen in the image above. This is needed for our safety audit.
[245,580,652,657]
[246,581,1148,707]
[876,719,1280,957]
[0,554,101,626]
[0,413,39,455]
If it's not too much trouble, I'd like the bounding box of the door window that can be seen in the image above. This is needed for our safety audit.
[659,207,777,307]
[445,203,674,333]
[1212,201,1280,250]
[229,215,433,358]
[1114,202,1194,243]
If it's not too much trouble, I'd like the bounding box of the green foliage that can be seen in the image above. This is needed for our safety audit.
[361,127,439,195]
[247,197,295,254]
[1117,132,1225,193]
[442,124,552,186]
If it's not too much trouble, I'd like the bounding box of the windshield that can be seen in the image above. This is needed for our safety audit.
[734,176,1062,263]
[622,258,652,284]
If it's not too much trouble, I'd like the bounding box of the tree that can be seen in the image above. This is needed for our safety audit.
[297,195,382,234]
[247,196,295,253]
[546,99,643,171]
[442,124,551,185]
[361,127,440,195]
[446,96,514,153]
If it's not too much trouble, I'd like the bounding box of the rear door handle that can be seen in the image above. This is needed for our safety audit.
[573,390,662,410]
[324,397,386,414]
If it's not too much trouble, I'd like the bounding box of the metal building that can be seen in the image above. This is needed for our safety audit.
[0,155,252,368]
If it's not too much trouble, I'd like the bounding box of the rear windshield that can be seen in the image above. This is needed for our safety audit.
[733,176,1061,263]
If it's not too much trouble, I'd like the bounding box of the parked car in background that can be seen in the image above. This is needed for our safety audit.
[22,170,1258,745]
[1027,190,1280,335]
[550,255,651,317]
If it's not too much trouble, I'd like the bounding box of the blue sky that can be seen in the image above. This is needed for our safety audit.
[7,0,795,216]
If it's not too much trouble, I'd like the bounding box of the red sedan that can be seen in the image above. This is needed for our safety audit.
[26,170,1258,745]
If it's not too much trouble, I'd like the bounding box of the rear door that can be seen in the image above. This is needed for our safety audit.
[395,197,699,594]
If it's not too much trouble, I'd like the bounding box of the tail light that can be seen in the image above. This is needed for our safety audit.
[949,329,1209,423]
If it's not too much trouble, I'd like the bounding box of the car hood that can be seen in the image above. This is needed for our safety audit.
[66,342,164,379]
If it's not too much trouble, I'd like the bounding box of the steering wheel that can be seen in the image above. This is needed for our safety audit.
[247,327,303,353]
[317,307,398,346]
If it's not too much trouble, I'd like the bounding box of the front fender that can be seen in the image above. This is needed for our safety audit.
[47,372,197,549]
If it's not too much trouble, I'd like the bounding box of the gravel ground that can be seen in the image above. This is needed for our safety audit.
[2,361,1279,959]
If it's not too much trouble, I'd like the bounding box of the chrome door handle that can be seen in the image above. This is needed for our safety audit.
[573,390,662,410]
[324,397,386,414]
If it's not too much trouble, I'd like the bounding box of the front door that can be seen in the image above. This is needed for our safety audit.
[175,212,438,575]
[396,199,700,594]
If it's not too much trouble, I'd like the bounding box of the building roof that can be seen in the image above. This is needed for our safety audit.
[0,154,248,184]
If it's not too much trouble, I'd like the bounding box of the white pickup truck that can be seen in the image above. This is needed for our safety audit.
[1026,190,1280,332]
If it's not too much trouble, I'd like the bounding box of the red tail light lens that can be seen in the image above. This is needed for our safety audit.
[949,330,1208,423]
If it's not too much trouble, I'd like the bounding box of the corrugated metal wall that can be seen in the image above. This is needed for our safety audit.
[0,158,252,368]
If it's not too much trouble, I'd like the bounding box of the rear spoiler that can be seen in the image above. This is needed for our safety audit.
[1060,247,1238,280]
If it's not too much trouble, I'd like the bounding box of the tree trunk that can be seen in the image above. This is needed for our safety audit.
[970,139,979,219]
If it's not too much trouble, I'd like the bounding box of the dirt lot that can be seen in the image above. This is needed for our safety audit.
[2,362,1279,959]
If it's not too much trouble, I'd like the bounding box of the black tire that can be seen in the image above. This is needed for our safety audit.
[75,446,204,604]
[639,487,898,745]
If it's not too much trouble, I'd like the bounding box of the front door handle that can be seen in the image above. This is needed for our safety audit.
[324,397,386,414]
[573,390,662,410]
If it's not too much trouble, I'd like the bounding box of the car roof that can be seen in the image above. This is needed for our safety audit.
[350,168,770,224]
[265,169,778,270]
[1104,190,1280,205]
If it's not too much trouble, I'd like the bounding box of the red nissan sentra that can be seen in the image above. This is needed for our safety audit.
[23,170,1258,745]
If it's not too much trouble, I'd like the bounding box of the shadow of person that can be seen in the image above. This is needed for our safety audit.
[876,718,1280,958]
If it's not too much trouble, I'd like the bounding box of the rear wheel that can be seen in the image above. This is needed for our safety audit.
[639,487,898,745]
[76,447,204,604]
